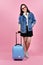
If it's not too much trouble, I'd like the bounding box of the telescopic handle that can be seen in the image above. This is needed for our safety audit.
[16,31,22,45]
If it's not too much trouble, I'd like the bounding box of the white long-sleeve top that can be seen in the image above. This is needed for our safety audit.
[23,12,29,26]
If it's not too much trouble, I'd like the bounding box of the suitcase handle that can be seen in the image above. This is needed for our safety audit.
[15,31,22,45]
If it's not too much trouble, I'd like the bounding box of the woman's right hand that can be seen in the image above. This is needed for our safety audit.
[18,31,21,33]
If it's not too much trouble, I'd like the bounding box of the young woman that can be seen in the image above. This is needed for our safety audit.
[18,4,36,58]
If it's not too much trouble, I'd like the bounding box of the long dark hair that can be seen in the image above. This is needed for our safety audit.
[20,4,30,16]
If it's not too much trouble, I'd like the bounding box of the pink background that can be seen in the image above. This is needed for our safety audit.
[0,0,43,65]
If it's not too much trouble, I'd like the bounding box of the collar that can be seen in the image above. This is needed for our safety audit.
[23,12,29,16]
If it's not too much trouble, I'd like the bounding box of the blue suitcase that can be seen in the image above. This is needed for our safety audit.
[12,32,24,60]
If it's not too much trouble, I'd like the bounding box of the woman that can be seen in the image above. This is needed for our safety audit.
[18,4,36,58]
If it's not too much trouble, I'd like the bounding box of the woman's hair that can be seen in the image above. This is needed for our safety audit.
[20,4,30,16]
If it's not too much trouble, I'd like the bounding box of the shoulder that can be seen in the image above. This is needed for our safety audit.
[19,15,23,19]
[19,15,23,18]
[29,12,34,17]
[19,15,24,22]
[19,15,25,20]
[30,12,34,16]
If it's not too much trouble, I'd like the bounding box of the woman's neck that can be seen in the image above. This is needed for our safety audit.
[24,12,27,15]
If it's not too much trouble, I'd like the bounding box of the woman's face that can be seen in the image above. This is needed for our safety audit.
[22,5,27,13]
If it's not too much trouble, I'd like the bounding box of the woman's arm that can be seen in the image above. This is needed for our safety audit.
[18,24,21,31]
[17,16,22,33]
[18,24,21,33]
[31,12,36,27]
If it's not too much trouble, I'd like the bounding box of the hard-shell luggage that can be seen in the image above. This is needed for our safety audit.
[12,32,24,60]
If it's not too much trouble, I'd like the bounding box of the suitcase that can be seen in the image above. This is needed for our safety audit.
[12,32,24,60]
